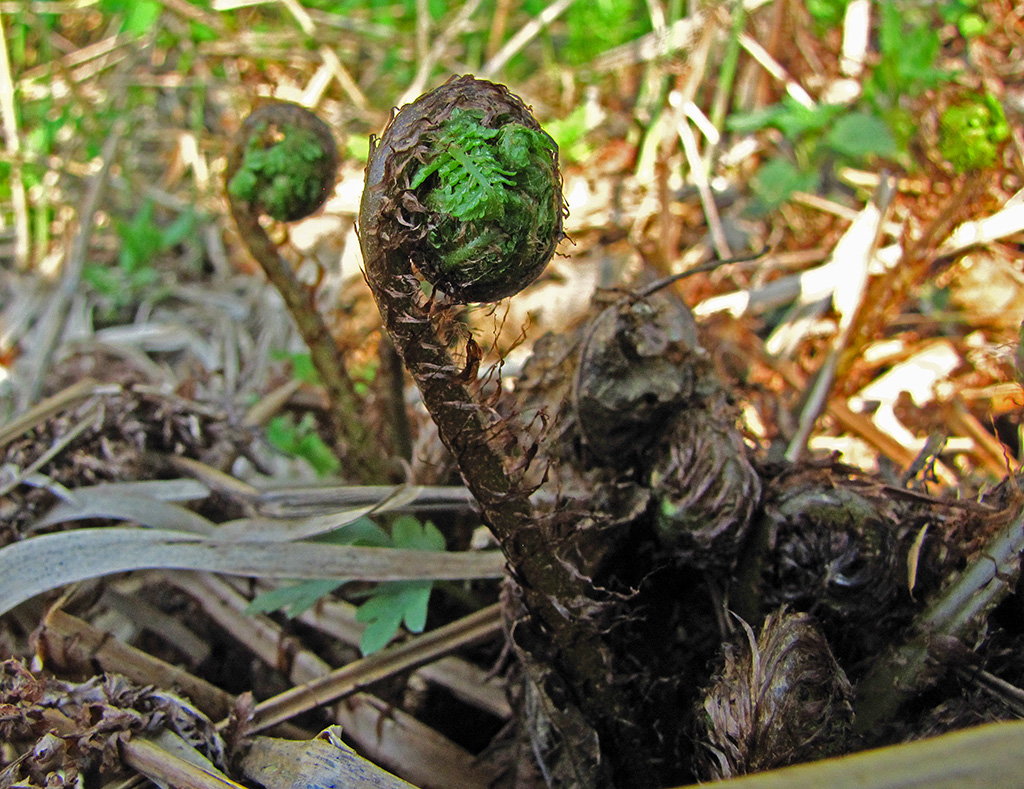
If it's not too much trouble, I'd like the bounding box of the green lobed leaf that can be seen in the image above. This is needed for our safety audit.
[353,517,447,654]
[729,98,845,142]
[825,112,898,158]
[356,581,433,654]
[246,579,344,617]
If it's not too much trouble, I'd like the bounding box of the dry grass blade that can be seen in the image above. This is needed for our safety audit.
[0,527,504,615]
[33,487,219,534]
[672,721,1024,789]
[0,8,29,269]
[0,378,109,449]
[785,176,896,460]
[939,197,1024,256]
[17,124,123,409]
[249,604,502,732]
[479,0,577,78]
[122,735,245,789]
[252,483,479,518]
[242,726,416,789]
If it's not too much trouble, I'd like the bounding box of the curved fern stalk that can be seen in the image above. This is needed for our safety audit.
[359,76,657,788]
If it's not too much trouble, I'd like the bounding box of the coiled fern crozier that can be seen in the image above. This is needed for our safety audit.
[225,101,387,480]
[406,107,561,302]
[363,77,563,304]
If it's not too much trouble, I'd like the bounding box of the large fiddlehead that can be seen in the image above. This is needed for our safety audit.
[359,75,659,787]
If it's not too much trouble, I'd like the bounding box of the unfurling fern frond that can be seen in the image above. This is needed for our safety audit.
[400,104,562,302]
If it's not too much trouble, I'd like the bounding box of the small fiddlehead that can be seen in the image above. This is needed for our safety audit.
[226,101,388,481]
[227,100,338,222]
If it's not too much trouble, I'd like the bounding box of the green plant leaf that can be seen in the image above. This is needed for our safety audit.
[729,98,844,142]
[391,515,446,552]
[804,0,848,28]
[83,264,126,301]
[246,579,344,617]
[116,200,162,273]
[353,517,447,654]
[355,581,433,654]
[750,158,818,213]
[824,112,898,158]
[160,207,197,248]
[246,517,392,617]
[271,350,320,385]
[545,103,593,163]
[265,413,340,476]
[324,517,392,548]
[101,0,162,34]
[873,1,954,100]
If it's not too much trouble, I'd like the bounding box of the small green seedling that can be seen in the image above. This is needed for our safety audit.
[353,517,446,655]
[939,93,1010,173]
[266,413,341,476]
[84,199,196,312]
[247,516,448,655]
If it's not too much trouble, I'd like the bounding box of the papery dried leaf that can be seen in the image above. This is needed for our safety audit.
[0,526,504,616]
[0,660,230,787]
[694,610,853,781]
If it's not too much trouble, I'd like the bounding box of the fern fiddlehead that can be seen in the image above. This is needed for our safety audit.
[226,101,388,481]
[362,77,563,304]
[360,75,662,788]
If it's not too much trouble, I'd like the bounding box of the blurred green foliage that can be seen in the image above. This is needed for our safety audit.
[266,412,342,476]
[246,515,448,656]
[939,92,1010,173]
[83,200,197,313]
[99,0,163,35]
[738,0,979,211]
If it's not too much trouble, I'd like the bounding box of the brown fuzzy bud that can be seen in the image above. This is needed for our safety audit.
[695,610,853,781]
[573,291,704,467]
[649,405,761,567]
[759,484,899,659]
